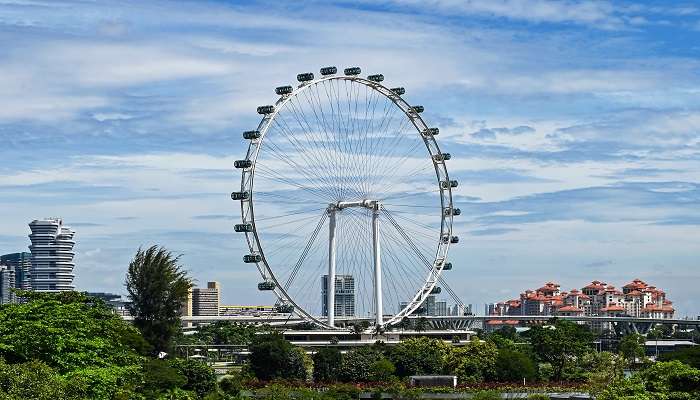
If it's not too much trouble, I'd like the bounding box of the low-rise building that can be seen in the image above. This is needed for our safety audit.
[490,278,675,331]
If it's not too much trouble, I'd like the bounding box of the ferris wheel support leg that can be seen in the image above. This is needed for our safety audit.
[372,203,383,327]
[328,208,337,327]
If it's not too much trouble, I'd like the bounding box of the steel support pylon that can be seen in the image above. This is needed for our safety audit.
[327,208,337,327]
[372,202,383,326]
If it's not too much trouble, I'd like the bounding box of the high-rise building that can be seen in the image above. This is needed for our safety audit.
[0,252,32,290]
[28,218,76,292]
[192,281,220,316]
[0,264,16,304]
[321,274,355,317]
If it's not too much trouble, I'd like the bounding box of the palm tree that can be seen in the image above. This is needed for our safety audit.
[125,245,193,355]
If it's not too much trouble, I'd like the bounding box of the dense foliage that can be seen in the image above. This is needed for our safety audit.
[312,347,342,382]
[0,291,146,372]
[388,337,450,377]
[658,344,700,368]
[248,333,307,381]
[126,245,193,354]
[525,319,595,380]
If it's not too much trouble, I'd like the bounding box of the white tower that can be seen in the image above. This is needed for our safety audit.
[28,218,76,291]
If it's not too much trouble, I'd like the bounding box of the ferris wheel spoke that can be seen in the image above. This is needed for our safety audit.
[267,117,341,199]
[367,117,416,195]
[284,97,342,190]
[283,211,327,290]
[298,88,340,182]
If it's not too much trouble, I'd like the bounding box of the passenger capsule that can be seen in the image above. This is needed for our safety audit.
[431,286,442,294]
[368,74,384,82]
[411,105,424,113]
[433,153,451,162]
[257,105,274,114]
[415,307,425,314]
[234,223,253,232]
[231,191,249,201]
[320,66,337,75]
[391,87,405,95]
[424,127,439,136]
[442,262,453,271]
[258,281,276,291]
[344,67,361,76]
[275,303,294,313]
[444,207,461,216]
[234,160,252,169]
[243,254,262,263]
[450,236,459,244]
[297,72,314,82]
[243,130,261,140]
[441,180,458,189]
[275,85,293,95]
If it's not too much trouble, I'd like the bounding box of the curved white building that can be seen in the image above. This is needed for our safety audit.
[28,218,75,291]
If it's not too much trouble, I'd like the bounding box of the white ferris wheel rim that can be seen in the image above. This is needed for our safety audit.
[236,72,455,329]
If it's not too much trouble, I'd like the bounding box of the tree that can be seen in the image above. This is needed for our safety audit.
[619,333,645,364]
[0,291,145,373]
[185,321,261,346]
[494,349,536,382]
[369,358,396,381]
[339,347,384,382]
[388,337,450,377]
[525,320,594,380]
[447,338,498,383]
[248,334,306,381]
[414,317,429,332]
[0,358,69,400]
[312,347,342,382]
[170,358,217,398]
[597,361,700,400]
[125,245,193,354]
[580,351,626,396]
[658,345,700,368]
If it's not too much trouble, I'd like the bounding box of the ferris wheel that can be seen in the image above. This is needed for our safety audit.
[232,66,460,329]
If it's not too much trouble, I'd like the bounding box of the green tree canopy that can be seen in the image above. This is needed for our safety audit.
[339,346,385,382]
[619,333,646,364]
[494,349,536,382]
[658,345,700,369]
[597,361,700,400]
[125,245,193,354]
[248,333,306,381]
[525,319,594,380]
[447,338,498,384]
[388,337,450,377]
[0,291,145,373]
[312,347,342,382]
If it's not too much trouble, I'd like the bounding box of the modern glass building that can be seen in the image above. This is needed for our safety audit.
[321,274,355,317]
[0,264,16,304]
[28,218,76,291]
[0,252,31,290]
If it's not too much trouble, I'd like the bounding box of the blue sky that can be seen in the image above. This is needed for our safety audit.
[0,0,699,316]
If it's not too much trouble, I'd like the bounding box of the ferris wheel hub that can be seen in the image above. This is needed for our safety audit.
[331,199,381,211]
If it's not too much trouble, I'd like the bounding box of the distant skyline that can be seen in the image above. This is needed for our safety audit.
[0,1,698,316]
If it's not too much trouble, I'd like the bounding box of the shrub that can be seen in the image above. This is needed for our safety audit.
[0,358,69,400]
[494,349,536,382]
[143,359,187,395]
[369,358,396,381]
[249,334,306,381]
[312,347,342,382]
[472,390,502,400]
[339,347,384,382]
[170,358,217,398]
